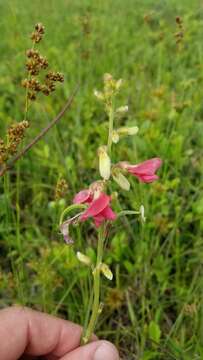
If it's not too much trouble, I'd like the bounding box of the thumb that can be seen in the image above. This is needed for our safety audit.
[60,340,119,360]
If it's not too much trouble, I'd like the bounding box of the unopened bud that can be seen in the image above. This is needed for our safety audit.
[111,191,118,201]
[103,73,113,83]
[98,302,104,314]
[115,78,123,90]
[116,105,128,114]
[94,89,104,100]
[112,130,119,144]
[98,146,111,180]
[140,205,146,222]
[113,171,130,191]
[100,263,113,280]
[118,126,139,136]
[76,252,92,266]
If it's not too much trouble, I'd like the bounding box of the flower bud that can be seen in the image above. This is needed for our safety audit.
[115,78,123,90]
[140,205,146,222]
[112,130,119,144]
[103,73,113,83]
[100,263,113,280]
[76,252,92,266]
[116,105,128,114]
[113,170,130,191]
[94,89,104,101]
[111,191,118,201]
[98,146,111,180]
[118,126,139,136]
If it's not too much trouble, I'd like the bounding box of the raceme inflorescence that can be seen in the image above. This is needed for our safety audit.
[59,73,162,344]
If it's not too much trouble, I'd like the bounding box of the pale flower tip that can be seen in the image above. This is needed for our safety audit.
[112,130,119,144]
[117,126,139,137]
[76,251,92,266]
[116,105,129,114]
[113,171,130,191]
[100,263,113,280]
[98,146,111,180]
[140,205,146,222]
[128,126,139,135]
[103,73,113,83]
[94,89,104,100]
[116,78,123,90]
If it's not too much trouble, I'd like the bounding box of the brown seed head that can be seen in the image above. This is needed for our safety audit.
[40,85,50,96]
[28,91,37,101]
[7,121,29,155]
[35,23,45,34]
[46,71,64,82]
[55,178,68,200]
[0,139,8,164]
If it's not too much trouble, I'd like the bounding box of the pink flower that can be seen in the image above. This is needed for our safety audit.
[73,189,116,227]
[120,158,162,183]
[73,189,93,204]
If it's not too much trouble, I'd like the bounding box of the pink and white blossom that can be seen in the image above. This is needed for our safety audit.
[120,158,162,183]
[74,190,116,227]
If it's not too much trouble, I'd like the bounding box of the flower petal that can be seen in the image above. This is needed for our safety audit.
[135,174,159,183]
[100,206,117,221]
[81,192,110,220]
[73,189,92,204]
[127,158,162,176]
[94,214,105,227]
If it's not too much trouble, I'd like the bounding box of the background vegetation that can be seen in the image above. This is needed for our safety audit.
[0,0,203,359]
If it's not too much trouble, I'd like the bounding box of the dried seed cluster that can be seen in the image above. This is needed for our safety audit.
[55,178,68,200]
[21,23,64,101]
[0,121,29,164]
[0,23,65,170]
[31,23,45,44]
[175,16,184,46]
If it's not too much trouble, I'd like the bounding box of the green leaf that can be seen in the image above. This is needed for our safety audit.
[148,321,161,344]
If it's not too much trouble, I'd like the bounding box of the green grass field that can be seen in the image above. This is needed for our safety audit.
[0,0,203,359]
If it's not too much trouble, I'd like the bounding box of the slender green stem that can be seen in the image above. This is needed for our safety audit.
[107,105,114,155]
[82,225,105,344]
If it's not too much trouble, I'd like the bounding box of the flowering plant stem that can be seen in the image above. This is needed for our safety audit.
[82,224,105,344]
[107,105,114,154]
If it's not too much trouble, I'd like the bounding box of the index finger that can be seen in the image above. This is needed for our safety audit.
[0,306,86,359]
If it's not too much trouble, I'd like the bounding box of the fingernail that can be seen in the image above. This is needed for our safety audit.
[94,341,119,360]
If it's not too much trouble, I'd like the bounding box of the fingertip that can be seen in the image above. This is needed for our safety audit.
[61,339,119,360]
[93,341,119,360]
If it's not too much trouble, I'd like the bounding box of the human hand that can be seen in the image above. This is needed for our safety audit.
[0,306,119,360]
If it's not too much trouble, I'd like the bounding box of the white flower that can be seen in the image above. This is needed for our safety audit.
[98,146,111,180]
[113,171,130,191]
[100,263,113,280]
[76,252,92,266]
